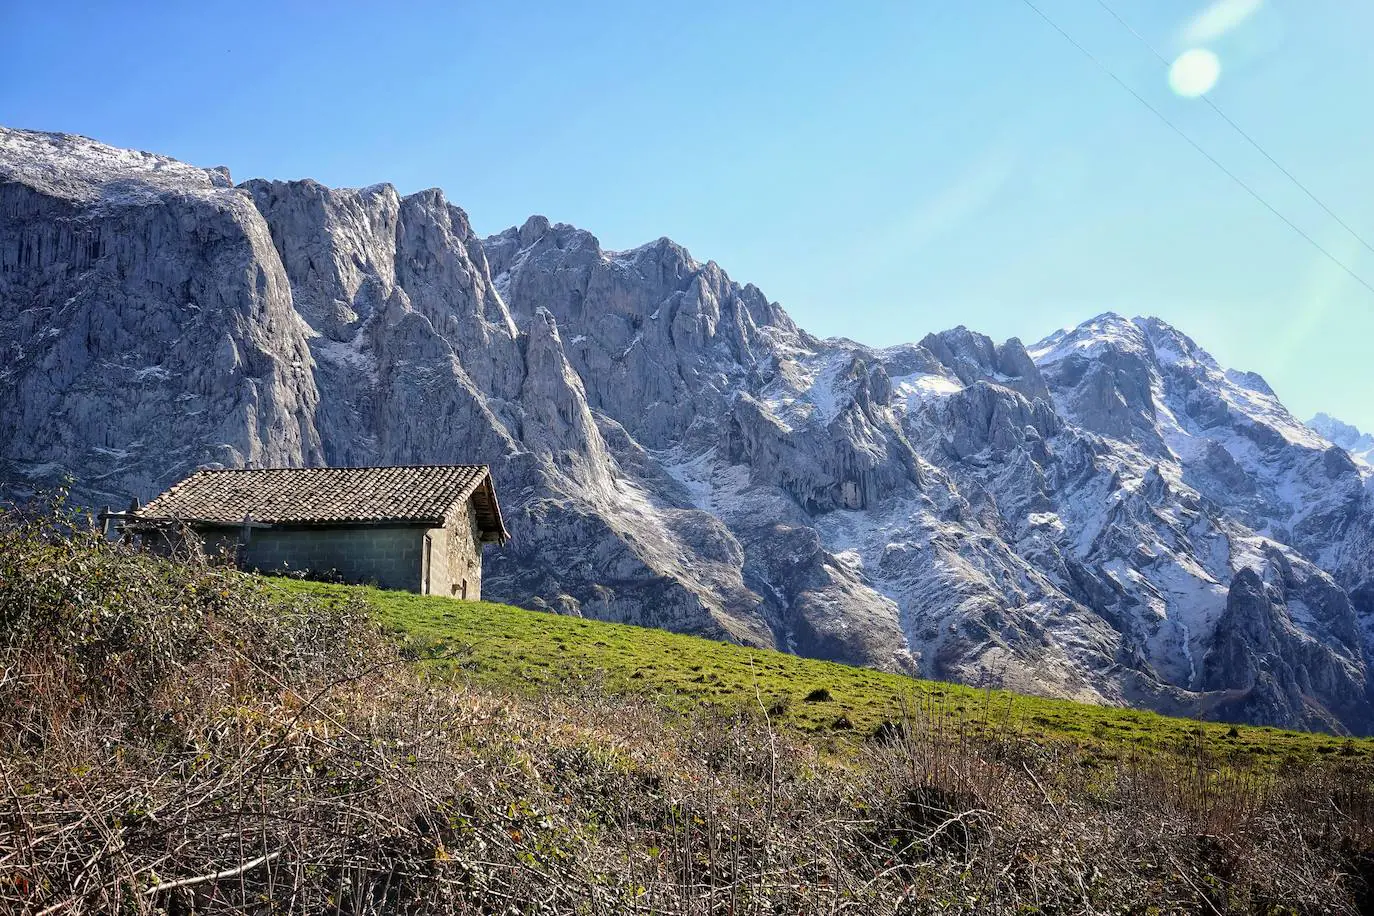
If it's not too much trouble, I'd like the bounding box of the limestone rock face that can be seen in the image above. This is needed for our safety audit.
[5,128,1374,732]
[0,130,323,503]
[1203,565,1369,732]
[487,219,799,450]
[919,328,1050,404]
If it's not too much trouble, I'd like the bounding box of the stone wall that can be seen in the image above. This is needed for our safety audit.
[452,501,486,599]
[420,501,484,599]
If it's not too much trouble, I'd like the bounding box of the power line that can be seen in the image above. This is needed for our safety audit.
[1094,0,1374,260]
[1015,0,1374,298]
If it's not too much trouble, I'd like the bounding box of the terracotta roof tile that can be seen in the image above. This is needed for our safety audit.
[137,466,507,539]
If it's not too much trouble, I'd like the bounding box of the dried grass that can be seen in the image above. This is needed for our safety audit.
[2,504,1373,914]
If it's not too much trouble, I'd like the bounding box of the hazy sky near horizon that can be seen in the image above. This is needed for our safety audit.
[5,1,1373,430]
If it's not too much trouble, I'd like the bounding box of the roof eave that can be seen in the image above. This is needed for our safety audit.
[472,473,511,544]
[129,515,447,528]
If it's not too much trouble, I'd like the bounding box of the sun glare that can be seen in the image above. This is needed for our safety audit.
[1168,48,1221,97]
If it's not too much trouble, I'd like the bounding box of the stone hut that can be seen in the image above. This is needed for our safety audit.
[131,465,508,598]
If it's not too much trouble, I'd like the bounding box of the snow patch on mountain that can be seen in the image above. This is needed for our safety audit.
[890,372,963,412]
[0,129,230,207]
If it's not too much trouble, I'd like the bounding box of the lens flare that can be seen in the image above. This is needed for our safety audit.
[1169,49,1221,97]
[1181,0,1262,44]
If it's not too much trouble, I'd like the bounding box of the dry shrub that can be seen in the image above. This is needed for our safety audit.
[2,504,1373,914]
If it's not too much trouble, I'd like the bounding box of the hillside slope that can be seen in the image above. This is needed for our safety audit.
[5,521,1374,914]
[3,126,1374,730]
[279,577,1374,766]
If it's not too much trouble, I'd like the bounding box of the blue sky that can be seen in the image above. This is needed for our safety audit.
[5,1,1373,430]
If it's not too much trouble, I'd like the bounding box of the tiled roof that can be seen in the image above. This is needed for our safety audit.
[136,466,508,540]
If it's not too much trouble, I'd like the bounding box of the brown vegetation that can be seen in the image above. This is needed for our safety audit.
[3,505,1374,913]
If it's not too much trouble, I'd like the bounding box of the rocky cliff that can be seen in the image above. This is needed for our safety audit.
[4,127,1373,732]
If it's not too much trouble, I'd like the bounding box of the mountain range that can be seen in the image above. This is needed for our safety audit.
[3,127,1373,732]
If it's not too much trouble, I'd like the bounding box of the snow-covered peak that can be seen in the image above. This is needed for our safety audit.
[1149,330,1327,452]
[1028,312,1223,373]
[1310,413,1374,466]
[1028,311,1151,366]
[0,128,228,207]
[1133,316,1221,373]
[1310,412,1371,448]
[1031,312,1323,450]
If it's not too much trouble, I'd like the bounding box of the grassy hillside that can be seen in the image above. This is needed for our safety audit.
[278,579,1374,768]
[7,510,1374,914]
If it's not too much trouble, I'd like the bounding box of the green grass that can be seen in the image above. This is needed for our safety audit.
[274,577,1374,768]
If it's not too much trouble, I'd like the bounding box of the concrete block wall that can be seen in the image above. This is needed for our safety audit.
[233,525,427,592]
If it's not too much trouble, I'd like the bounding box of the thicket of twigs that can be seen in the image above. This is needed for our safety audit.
[3,504,1374,914]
